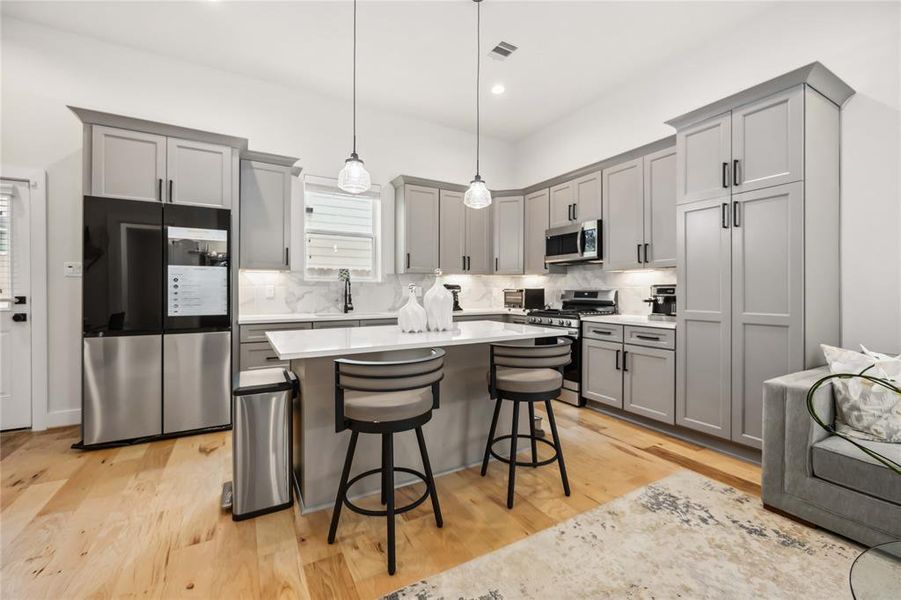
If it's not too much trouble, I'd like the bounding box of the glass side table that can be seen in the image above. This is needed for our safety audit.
[850,541,901,600]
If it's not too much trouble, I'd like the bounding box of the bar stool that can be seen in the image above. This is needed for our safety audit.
[327,348,445,576]
[481,337,572,509]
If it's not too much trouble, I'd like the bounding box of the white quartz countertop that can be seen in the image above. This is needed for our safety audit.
[266,320,564,360]
[239,307,525,325]
[580,314,677,329]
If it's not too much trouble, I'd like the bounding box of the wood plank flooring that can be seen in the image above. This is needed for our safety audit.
[1,404,760,599]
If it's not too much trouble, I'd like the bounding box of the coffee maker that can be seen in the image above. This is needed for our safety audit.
[644,284,676,321]
[443,284,463,311]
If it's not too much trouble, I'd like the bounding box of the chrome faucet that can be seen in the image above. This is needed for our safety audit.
[339,269,353,313]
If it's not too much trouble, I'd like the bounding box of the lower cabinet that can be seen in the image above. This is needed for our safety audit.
[623,344,675,424]
[582,339,623,408]
[239,341,289,370]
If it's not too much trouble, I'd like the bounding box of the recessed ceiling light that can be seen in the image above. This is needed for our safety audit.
[491,83,505,95]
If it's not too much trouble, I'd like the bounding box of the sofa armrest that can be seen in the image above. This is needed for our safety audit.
[762,366,834,502]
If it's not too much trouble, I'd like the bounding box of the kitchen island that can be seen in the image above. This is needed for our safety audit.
[266,320,563,512]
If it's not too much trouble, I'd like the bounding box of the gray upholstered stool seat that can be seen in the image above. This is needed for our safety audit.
[495,368,563,394]
[344,389,433,423]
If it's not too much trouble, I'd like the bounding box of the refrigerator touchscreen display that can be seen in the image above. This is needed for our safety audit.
[167,226,228,317]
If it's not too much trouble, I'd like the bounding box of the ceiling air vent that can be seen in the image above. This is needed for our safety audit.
[488,41,518,61]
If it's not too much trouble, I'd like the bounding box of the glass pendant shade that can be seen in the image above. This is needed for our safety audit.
[464,176,491,209]
[337,154,371,194]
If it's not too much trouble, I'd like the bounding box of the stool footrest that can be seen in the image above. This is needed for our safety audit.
[488,434,559,467]
[343,467,431,517]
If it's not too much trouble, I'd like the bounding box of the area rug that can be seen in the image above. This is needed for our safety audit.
[385,471,862,599]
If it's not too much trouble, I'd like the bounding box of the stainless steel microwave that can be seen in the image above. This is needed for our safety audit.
[545,219,602,265]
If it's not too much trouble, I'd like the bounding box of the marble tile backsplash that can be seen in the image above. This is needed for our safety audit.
[240,265,676,317]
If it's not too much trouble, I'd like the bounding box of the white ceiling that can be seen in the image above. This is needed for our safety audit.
[1,1,775,140]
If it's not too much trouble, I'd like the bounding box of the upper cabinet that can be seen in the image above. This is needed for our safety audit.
[91,125,167,202]
[548,170,601,228]
[396,183,440,274]
[90,125,234,209]
[240,160,293,270]
[438,188,491,274]
[676,113,731,204]
[465,201,492,274]
[602,145,676,270]
[493,195,523,275]
[524,189,550,274]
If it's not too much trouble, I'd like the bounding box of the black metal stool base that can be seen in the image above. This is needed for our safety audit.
[481,397,571,509]
[327,422,443,576]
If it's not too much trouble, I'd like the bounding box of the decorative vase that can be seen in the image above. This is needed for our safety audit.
[398,284,427,333]
[424,271,454,331]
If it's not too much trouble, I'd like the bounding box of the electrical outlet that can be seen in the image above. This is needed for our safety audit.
[64,262,82,277]
[264,285,275,299]
[414,285,423,298]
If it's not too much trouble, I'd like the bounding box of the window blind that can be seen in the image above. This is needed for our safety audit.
[0,186,12,300]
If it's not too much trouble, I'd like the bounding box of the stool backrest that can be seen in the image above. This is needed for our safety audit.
[491,338,572,369]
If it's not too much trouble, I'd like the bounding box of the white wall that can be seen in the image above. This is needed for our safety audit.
[515,1,901,353]
[0,17,517,426]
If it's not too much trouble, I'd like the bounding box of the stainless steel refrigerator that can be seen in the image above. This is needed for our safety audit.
[82,197,231,447]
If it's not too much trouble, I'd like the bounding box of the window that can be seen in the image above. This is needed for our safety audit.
[0,184,12,300]
[303,175,380,281]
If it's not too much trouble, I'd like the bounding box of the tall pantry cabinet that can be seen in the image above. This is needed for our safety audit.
[667,63,854,449]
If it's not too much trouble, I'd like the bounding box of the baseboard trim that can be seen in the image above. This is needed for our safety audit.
[46,408,81,428]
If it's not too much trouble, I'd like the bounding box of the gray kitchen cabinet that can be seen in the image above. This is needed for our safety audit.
[524,189,550,274]
[581,338,623,408]
[602,157,644,270]
[573,171,602,221]
[493,195,523,274]
[623,344,675,425]
[396,183,440,274]
[239,322,312,343]
[313,320,361,329]
[675,112,731,204]
[240,341,289,370]
[675,197,732,439]
[465,200,492,274]
[643,147,677,268]
[549,180,575,228]
[439,189,466,274]
[731,87,804,193]
[166,137,233,209]
[91,125,167,202]
[360,318,397,326]
[730,182,804,448]
[239,160,292,270]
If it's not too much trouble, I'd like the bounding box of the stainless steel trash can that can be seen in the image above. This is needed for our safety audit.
[223,368,297,521]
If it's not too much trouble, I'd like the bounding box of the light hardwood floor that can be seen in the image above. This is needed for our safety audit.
[1,403,760,599]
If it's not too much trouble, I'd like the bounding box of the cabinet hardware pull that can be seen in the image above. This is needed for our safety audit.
[615,349,621,371]
[622,350,629,372]
[265,356,280,361]
[406,253,410,269]
[635,334,660,341]
[733,201,741,227]
[467,256,471,271]
[567,204,572,221]
[158,178,163,202]
[462,255,466,271]
[733,159,741,186]
[643,243,649,263]
[722,162,730,188]
[168,179,174,203]
[721,203,730,228]
[495,257,498,271]
[572,203,578,220]
[285,248,289,265]
[637,243,642,263]
[592,329,612,335]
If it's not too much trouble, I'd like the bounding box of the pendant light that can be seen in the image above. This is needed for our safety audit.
[337,0,371,194]
[463,0,492,209]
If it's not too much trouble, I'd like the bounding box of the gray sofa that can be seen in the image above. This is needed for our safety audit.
[762,366,901,546]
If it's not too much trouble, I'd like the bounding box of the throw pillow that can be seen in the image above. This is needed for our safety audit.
[821,344,901,443]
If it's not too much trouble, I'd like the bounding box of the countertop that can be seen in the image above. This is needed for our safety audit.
[581,314,677,329]
[266,320,563,360]
[239,307,526,325]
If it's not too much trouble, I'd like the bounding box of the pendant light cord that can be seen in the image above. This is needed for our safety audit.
[475,0,481,178]
[352,0,358,156]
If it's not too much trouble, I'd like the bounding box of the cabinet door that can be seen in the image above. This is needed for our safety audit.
[731,182,804,448]
[549,181,575,228]
[402,184,439,273]
[439,189,466,274]
[581,339,623,408]
[166,137,233,209]
[731,86,804,194]
[524,189,550,274]
[573,171,601,222]
[623,344,675,425]
[239,160,291,270]
[602,158,644,270]
[240,341,289,370]
[493,195,523,274]
[676,197,731,439]
[643,147,677,268]
[465,202,492,274]
[676,112,731,204]
[91,125,166,202]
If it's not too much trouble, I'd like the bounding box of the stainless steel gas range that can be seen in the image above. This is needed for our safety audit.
[527,289,618,406]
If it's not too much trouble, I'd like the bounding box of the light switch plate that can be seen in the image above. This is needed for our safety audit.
[64,262,82,277]
[264,285,275,299]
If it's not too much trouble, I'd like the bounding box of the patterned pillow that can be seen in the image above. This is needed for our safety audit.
[821,344,901,443]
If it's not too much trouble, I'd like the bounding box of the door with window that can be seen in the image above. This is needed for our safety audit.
[0,179,31,430]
